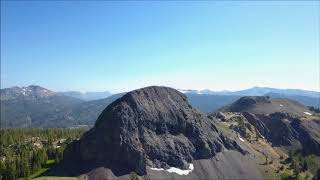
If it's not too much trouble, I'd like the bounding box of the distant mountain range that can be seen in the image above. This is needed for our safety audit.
[60,91,112,101]
[179,86,320,98]
[0,85,319,128]
[181,87,320,112]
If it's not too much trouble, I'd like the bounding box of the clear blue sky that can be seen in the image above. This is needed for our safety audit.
[1,1,319,93]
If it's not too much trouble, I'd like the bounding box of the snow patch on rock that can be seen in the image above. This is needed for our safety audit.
[304,112,312,116]
[239,137,245,142]
[150,163,194,175]
[150,167,165,171]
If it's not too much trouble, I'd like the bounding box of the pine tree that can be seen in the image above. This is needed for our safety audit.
[314,168,320,180]
[302,160,308,171]
[0,160,5,180]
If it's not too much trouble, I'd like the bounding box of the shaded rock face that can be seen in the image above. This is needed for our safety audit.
[218,96,320,155]
[63,86,245,176]
[242,112,320,155]
[243,112,299,146]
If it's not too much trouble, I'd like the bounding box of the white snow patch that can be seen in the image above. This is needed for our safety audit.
[150,167,165,171]
[178,89,203,95]
[22,88,26,95]
[239,137,245,142]
[304,112,312,116]
[279,104,283,107]
[150,163,194,175]
[237,134,245,142]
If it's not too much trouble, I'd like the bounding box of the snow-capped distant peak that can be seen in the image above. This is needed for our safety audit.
[178,89,189,94]
[178,89,202,94]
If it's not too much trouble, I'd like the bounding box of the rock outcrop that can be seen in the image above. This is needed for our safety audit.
[219,96,320,155]
[220,96,312,116]
[243,112,320,155]
[62,86,246,176]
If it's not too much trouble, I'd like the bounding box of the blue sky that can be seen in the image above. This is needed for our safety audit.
[1,1,319,93]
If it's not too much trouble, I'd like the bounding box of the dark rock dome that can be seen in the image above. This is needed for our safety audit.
[63,86,245,176]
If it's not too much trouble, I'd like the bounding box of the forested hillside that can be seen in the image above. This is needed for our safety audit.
[0,128,87,180]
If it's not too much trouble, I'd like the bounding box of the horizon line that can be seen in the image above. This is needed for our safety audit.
[1,84,320,94]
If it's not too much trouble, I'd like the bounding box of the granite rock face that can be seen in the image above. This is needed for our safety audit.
[63,86,245,175]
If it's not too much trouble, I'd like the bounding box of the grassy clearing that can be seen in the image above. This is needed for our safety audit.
[25,159,56,179]
[27,168,50,179]
[216,122,231,133]
[46,159,55,165]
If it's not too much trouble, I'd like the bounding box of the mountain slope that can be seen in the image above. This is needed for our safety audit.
[0,85,57,100]
[0,86,125,128]
[68,93,125,125]
[60,86,263,179]
[0,86,84,128]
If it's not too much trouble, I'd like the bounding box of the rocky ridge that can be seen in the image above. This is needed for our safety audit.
[216,96,320,155]
[220,96,312,116]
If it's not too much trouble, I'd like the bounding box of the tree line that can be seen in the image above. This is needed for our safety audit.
[0,128,86,180]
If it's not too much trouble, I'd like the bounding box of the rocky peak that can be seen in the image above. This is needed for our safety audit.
[0,85,57,100]
[223,96,271,112]
[63,86,245,176]
[221,96,311,116]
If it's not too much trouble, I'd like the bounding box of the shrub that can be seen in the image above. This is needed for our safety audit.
[280,170,294,180]
[280,156,284,160]
[130,172,139,180]
[269,160,273,164]
[279,165,284,171]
